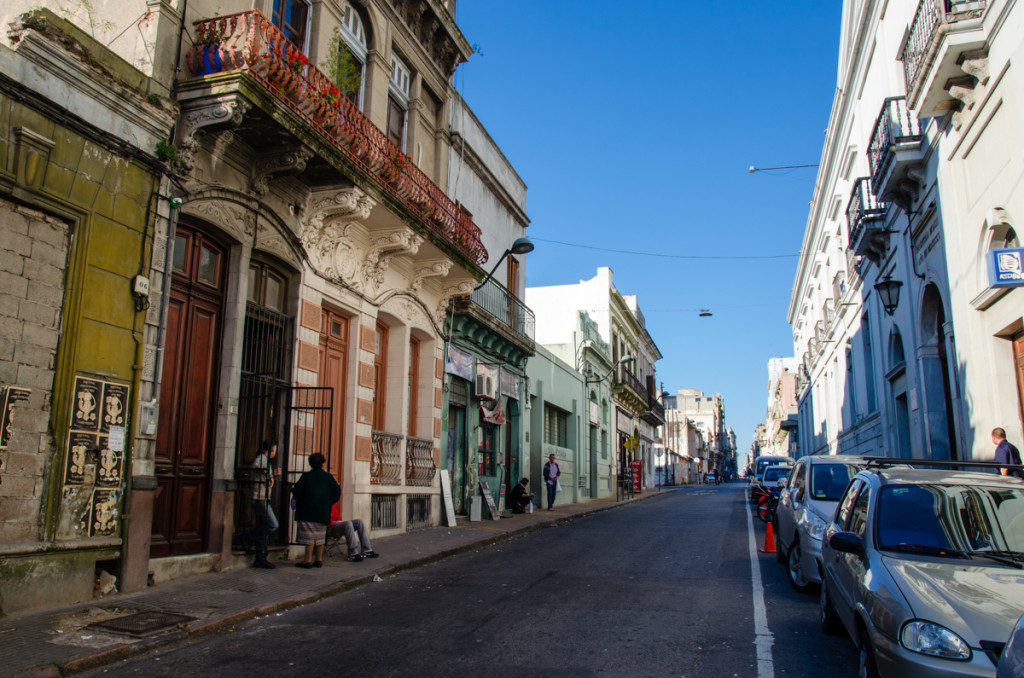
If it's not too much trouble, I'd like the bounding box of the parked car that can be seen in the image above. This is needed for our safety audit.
[751,464,793,506]
[820,460,1024,677]
[774,455,866,592]
[998,613,1024,678]
[705,471,717,484]
[750,455,795,503]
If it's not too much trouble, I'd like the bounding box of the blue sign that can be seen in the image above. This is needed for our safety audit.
[987,248,1024,288]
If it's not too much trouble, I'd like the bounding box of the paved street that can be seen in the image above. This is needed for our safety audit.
[83,484,857,677]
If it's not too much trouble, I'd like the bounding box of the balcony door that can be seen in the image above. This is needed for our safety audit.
[152,225,225,557]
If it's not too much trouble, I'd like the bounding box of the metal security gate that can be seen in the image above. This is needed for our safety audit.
[233,302,293,550]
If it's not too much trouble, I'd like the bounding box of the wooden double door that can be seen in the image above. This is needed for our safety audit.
[151,226,225,558]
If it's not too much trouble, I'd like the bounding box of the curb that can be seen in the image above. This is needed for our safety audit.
[25,491,668,676]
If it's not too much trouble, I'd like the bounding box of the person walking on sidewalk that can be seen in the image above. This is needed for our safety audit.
[993,427,1023,477]
[246,439,280,569]
[543,454,561,511]
[327,503,379,562]
[291,453,341,569]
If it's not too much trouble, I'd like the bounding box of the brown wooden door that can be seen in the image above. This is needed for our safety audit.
[151,227,225,558]
[319,309,349,487]
[1015,333,1024,433]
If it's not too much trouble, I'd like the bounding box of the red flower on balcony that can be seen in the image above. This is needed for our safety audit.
[285,51,309,73]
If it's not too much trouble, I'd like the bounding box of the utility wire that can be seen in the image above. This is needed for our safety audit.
[530,237,800,260]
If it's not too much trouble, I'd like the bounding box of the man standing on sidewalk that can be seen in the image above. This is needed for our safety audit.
[246,439,280,569]
[993,427,1023,477]
[543,454,560,511]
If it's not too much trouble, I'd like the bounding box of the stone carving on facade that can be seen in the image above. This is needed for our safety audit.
[303,188,376,285]
[177,97,250,174]
[250,146,314,197]
[435,280,474,325]
[362,229,424,293]
[183,199,256,243]
[410,259,452,291]
[255,220,301,268]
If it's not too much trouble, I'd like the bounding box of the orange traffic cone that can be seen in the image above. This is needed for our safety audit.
[760,521,776,554]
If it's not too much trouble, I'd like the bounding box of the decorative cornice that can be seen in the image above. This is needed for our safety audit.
[302,187,376,283]
[250,146,314,197]
[177,96,250,174]
[363,228,423,293]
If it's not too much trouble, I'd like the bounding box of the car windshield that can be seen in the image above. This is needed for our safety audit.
[877,483,1024,556]
[763,467,790,483]
[809,464,860,501]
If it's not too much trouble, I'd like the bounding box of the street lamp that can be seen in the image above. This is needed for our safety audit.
[586,356,634,385]
[473,236,534,291]
[748,164,819,173]
[874,275,903,316]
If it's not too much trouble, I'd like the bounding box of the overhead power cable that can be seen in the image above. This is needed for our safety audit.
[529,237,800,260]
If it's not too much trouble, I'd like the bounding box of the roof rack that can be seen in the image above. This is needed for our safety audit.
[862,456,1023,472]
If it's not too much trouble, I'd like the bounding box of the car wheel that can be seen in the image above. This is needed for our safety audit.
[857,629,880,678]
[774,521,785,563]
[787,540,812,593]
[819,582,843,636]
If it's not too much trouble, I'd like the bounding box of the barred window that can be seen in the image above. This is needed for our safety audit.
[544,405,568,447]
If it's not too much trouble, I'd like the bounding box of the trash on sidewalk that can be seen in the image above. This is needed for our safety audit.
[372,575,383,582]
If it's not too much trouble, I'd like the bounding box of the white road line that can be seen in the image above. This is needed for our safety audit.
[746,493,775,678]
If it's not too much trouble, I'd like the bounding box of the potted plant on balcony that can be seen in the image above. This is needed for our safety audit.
[188,21,236,76]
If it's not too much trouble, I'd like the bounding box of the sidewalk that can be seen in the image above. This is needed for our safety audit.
[0,489,671,677]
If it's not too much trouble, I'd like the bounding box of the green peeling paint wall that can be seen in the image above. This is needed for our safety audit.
[0,12,170,614]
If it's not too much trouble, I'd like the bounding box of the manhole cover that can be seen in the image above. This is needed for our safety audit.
[87,611,193,638]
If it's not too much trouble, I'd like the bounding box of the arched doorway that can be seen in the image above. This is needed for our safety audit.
[152,223,227,557]
[919,284,959,460]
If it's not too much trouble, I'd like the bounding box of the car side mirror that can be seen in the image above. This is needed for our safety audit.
[793,488,804,503]
[829,531,866,558]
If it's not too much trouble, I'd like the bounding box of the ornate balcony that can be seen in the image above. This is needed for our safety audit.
[613,366,650,415]
[642,395,665,427]
[846,178,890,266]
[901,0,989,120]
[370,431,403,485]
[452,278,535,366]
[868,97,926,210]
[405,436,436,487]
[183,11,486,266]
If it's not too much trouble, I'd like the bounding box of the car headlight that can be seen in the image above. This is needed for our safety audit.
[801,513,827,541]
[900,621,972,660]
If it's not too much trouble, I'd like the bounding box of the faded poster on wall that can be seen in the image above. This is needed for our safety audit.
[90,489,120,536]
[72,377,103,432]
[100,382,128,434]
[0,386,32,450]
[96,437,123,487]
[64,431,96,485]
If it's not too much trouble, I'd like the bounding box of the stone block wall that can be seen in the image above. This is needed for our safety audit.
[0,197,68,545]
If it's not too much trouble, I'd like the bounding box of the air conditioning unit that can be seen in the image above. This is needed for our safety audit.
[474,375,496,400]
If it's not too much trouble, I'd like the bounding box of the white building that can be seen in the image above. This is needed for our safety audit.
[764,358,799,458]
[527,267,664,493]
[790,0,1024,462]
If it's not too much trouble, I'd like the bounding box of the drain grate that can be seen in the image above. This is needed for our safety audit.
[87,611,194,638]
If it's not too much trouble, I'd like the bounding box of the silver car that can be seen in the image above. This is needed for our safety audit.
[774,454,865,592]
[820,462,1024,677]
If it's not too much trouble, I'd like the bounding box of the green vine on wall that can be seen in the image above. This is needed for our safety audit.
[320,27,362,101]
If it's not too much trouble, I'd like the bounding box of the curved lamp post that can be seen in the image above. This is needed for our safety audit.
[473,237,534,291]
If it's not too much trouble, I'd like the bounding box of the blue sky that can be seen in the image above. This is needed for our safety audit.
[453,1,843,455]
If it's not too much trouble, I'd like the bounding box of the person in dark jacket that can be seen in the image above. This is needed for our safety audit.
[543,454,561,510]
[291,452,341,568]
[993,427,1023,477]
[509,477,535,513]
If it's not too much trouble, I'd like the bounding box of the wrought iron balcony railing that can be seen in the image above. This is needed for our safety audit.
[645,396,665,422]
[868,97,924,193]
[902,0,988,101]
[370,430,403,485]
[185,11,487,265]
[846,178,887,248]
[405,436,436,487]
[468,278,536,344]
[616,366,649,402]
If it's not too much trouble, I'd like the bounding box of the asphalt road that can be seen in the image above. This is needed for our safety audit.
[85,483,858,677]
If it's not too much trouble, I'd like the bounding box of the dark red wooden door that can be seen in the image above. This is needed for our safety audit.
[151,226,225,558]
